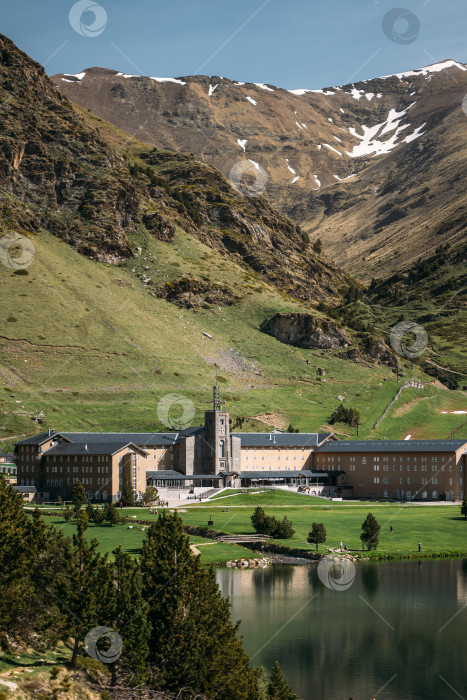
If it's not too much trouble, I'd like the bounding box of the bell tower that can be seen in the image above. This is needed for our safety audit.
[201,369,231,474]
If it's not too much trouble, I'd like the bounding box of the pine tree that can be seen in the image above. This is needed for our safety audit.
[141,511,260,697]
[103,502,122,526]
[251,506,268,534]
[72,480,87,512]
[121,477,135,507]
[106,547,150,687]
[267,661,298,700]
[142,486,158,505]
[0,476,34,645]
[461,498,467,520]
[56,511,113,666]
[360,513,381,551]
[307,523,327,551]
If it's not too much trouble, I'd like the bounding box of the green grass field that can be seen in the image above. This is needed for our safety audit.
[39,498,467,563]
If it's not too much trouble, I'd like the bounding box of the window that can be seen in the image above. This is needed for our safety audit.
[219,440,225,458]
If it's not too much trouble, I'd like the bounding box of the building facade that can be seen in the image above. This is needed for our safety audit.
[12,381,467,503]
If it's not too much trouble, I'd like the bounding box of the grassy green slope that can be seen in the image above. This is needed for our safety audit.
[1,224,464,446]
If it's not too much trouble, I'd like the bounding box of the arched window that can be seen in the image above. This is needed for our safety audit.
[432,490,438,500]
[383,490,389,498]
[421,491,427,500]
[219,440,225,458]
[406,490,412,500]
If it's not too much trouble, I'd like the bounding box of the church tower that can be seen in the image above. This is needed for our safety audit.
[200,369,231,474]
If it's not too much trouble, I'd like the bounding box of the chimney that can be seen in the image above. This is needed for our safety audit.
[48,428,55,437]
[84,444,88,451]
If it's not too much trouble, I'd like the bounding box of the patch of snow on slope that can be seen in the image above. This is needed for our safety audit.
[235,82,245,86]
[63,71,86,81]
[334,174,356,181]
[328,118,334,123]
[346,104,425,158]
[237,139,248,151]
[246,96,257,106]
[333,136,342,143]
[340,108,345,114]
[287,88,334,96]
[380,59,467,81]
[150,77,187,85]
[296,121,304,130]
[208,84,218,96]
[314,174,321,188]
[317,145,322,150]
[292,176,300,184]
[285,159,296,175]
[348,87,378,101]
[255,83,274,91]
[248,159,261,170]
[324,143,342,156]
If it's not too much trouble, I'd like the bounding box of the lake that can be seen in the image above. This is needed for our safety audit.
[216,559,467,700]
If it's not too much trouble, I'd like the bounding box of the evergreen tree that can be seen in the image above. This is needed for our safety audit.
[0,477,34,646]
[72,480,87,512]
[107,547,150,687]
[103,502,122,527]
[142,486,158,505]
[307,523,327,551]
[251,507,268,534]
[121,477,135,507]
[461,498,467,520]
[267,661,298,700]
[360,513,381,551]
[273,516,295,539]
[56,511,113,666]
[313,238,322,254]
[141,511,260,698]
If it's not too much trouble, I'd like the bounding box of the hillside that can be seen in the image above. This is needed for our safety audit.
[0,35,465,448]
[51,60,467,280]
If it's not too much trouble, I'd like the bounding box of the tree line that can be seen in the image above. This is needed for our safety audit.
[0,477,298,699]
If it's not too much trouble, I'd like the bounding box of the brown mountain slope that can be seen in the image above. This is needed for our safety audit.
[0,34,349,303]
[51,61,467,280]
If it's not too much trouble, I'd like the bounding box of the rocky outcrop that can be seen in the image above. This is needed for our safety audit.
[156,277,241,309]
[260,312,350,349]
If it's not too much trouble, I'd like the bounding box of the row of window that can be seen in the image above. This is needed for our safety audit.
[373,476,460,486]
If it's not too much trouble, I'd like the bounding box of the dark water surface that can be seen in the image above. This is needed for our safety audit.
[216,559,467,700]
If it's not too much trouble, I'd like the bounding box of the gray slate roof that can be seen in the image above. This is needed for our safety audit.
[45,442,147,456]
[14,485,37,493]
[59,432,178,446]
[232,432,334,447]
[316,439,467,453]
[15,432,59,446]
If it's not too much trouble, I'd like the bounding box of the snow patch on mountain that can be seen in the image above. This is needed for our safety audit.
[380,60,466,81]
[150,76,187,85]
[208,84,218,97]
[324,143,342,156]
[255,83,274,92]
[346,103,425,158]
[246,96,257,106]
[292,176,300,184]
[286,159,296,175]
[237,139,248,151]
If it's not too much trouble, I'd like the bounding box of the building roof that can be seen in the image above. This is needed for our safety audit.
[14,485,37,493]
[59,432,179,446]
[45,442,147,457]
[146,470,222,480]
[15,431,65,447]
[316,439,467,453]
[0,453,15,459]
[232,432,334,447]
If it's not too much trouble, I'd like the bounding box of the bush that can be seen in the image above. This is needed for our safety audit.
[251,507,295,539]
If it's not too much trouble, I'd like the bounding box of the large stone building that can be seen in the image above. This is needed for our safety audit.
[12,380,467,503]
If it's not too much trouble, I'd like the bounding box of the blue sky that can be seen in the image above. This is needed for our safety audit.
[3,0,466,88]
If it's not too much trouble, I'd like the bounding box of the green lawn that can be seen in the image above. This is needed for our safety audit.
[200,489,328,506]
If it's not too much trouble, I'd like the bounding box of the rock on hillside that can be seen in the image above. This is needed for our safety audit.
[260,312,350,349]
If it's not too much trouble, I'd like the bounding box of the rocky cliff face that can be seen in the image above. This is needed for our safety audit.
[260,313,350,349]
[0,34,350,303]
[51,61,467,280]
